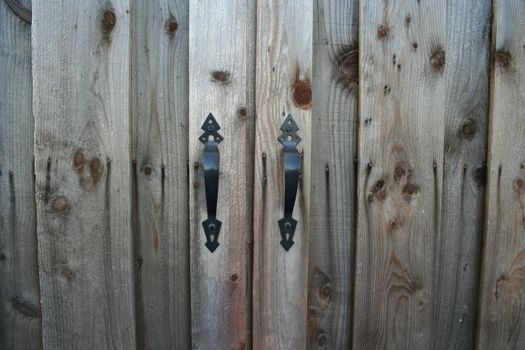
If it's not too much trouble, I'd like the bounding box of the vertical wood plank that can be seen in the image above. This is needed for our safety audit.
[478,1,525,348]
[253,0,313,348]
[353,1,446,348]
[32,1,136,348]
[130,0,190,348]
[188,1,254,348]
[307,0,358,348]
[0,1,42,349]
[433,1,491,348]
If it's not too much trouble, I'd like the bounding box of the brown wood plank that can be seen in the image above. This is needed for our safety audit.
[307,0,358,348]
[130,0,190,348]
[432,1,491,348]
[0,1,42,349]
[188,0,255,348]
[478,1,525,348]
[353,1,447,348]
[32,0,136,347]
[253,0,313,348]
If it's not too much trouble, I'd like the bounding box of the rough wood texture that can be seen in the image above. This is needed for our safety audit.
[32,1,136,348]
[253,0,313,348]
[478,1,525,348]
[433,1,491,348]
[188,1,254,348]
[353,1,446,348]
[130,0,190,348]
[307,0,358,348]
[0,1,42,349]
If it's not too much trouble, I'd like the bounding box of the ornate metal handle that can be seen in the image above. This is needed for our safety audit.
[278,115,301,251]
[200,113,223,253]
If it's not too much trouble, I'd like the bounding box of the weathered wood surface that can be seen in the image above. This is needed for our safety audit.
[353,1,447,348]
[307,0,358,348]
[433,1,491,348]
[188,0,254,348]
[0,1,42,349]
[130,0,190,349]
[478,1,525,349]
[253,0,313,348]
[32,1,136,348]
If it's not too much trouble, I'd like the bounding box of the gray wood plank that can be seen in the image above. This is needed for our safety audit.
[478,1,525,348]
[0,1,42,349]
[433,1,491,348]
[307,0,358,348]
[32,1,136,348]
[188,0,254,348]
[130,0,190,348]
[253,0,313,348]
[353,1,447,348]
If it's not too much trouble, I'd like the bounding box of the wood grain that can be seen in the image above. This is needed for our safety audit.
[188,0,254,348]
[478,1,525,348]
[353,1,446,348]
[307,0,358,348]
[253,0,313,348]
[0,0,42,349]
[130,0,190,349]
[32,1,136,348]
[432,1,491,348]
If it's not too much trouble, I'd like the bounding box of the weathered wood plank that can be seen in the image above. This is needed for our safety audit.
[432,1,491,348]
[478,1,525,348]
[0,1,42,349]
[130,0,190,348]
[188,1,254,348]
[353,1,446,348]
[32,1,136,348]
[307,0,358,348]
[253,0,313,348]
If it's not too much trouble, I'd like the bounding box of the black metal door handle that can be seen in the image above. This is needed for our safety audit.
[278,115,302,251]
[200,113,223,253]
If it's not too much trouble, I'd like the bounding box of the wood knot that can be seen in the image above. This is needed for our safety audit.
[430,49,445,71]
[166,18,178,35]
[374,180,385,191]
[317,333,329,347]
[73,151,85,170]
[90,158,103,184]
[319,283,332,301]
[377,25,389,39]
[388,218,400,232]
[403,183,419,195]
[513,178,524,194]
[336,48,358,91]
[11,296,41,318]
[230,273,240,283]
[292,80,312,109]
[101,10,116,34]
[52,196,69,213]
[61,266,74,280]
[376,190,387,201]
[211,70,231,84]
[238,106,248,121]
[462,123,475,140]
[142,164,155,176]
[495,49,511,68]
[405,15,412,26]
[394,166,406,181]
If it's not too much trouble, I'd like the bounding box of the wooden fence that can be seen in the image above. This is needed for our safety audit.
[1,0,524,349]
